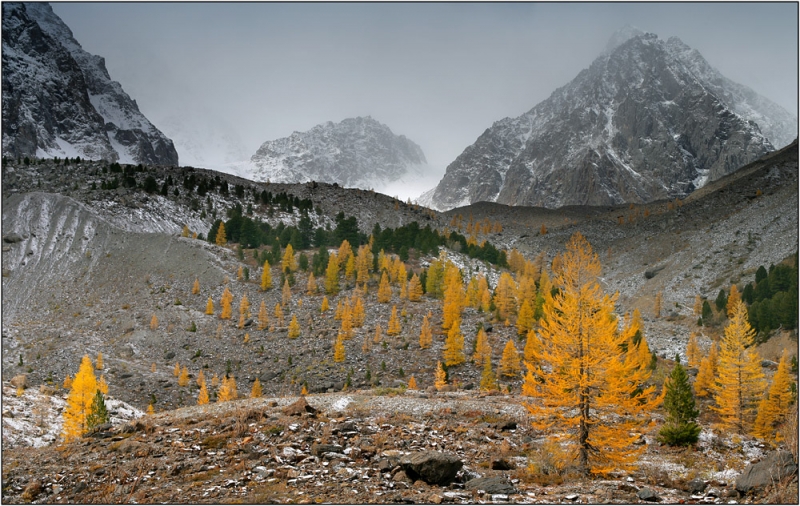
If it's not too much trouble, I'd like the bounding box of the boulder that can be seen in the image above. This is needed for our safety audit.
[735,451,798,495]
[637,487,660,501]
[282,397,318,416]
[311,443,343,456]
[686,478,707,494]
[400,451,463,485]
[491,457,515,470]
[464,476,517,495]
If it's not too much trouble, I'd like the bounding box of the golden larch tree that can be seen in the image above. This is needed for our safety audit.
[753,350,795,441]
[340,301,354,338]
[98,374,109,395]
[334,332,346,362]
[355,244,373,284]
[215,222,227,246]
[307,272,318,294]
[251,378,263,398]
[151,363,157,373]
[178,366,190,387]
[523,329,541,366]
[726,284,741,318]
[205,297,214,315]
[516,299,536,336]
[693,295,703,316]
[261,260,273,291]
[95,352,104,370]
[419,315,433,349]
[282,278,292,307]
[338,239,353,268]
[373,324,383,344]
[258,300,269,330]
[493,272,517,321]
[274,303,284,325]
[63,374,73,390]
[442,319,465,366]
[654,292,662,318]
[217,376,238,402]
[434,361,447,390]
[196,370,206,388]
[344,254,356,282]
[523,232,658,476]
[150,314,159,330]
[712,301,766,434]
[407,375,418,390]
[320,296,330,313]
[408,273,423,302]
[239,293,250,319]
[377,271,392,303]
[220,286,233,319]
[61,355,98,442]
[192,278,200,295]
[211,374,220,388]
[694,342,718,398]
[351,295,366,327]
[282,243,297,272]
[472,328,491,365]
[325,253,340,294]
[441,263,464,330]
[387,305,401,336]
[173,362,181,377]
[182,224,190,237]
[480,358,498,392]
[197,382,209,405]
[499,339,521,378]
[686,332,701,369]
[197,381,209,406]
[362,333,371,354]
[288,314,301,338]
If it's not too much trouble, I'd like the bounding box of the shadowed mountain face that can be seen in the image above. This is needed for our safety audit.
[423,30,796,211]
[2,3,178,165]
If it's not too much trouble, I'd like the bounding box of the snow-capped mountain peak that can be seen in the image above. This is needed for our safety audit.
[422,29,796,211]
[2,2,178,165]
[239,116,429,195]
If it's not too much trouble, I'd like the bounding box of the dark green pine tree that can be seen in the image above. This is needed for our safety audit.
[657,362,701,446]
[86,390,110,430]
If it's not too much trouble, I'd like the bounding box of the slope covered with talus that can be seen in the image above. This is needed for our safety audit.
[423,30,796,211]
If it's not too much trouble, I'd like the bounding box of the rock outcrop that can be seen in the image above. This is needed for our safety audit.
[2,3,178,165]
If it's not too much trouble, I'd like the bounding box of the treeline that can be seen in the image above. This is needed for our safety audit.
[744,259,798,335]
[210,209,508,271]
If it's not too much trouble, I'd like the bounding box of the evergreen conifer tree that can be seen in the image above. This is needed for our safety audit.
[657,362,701,446]
[86,390,110,430]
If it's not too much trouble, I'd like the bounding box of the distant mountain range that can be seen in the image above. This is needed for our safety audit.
[231,116,430,194]
[2,2,178,165]
[420,27,797,210]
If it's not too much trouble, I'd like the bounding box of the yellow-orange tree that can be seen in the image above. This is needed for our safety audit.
[712,301,765,435]
[523,233,657,476]
[753,349,795,441]
[62,355,98,442]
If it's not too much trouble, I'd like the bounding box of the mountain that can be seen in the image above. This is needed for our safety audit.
[244,116,428,193]
[421,28,797,211]
[1,2,178,165]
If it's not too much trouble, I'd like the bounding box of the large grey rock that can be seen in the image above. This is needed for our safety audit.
[422,29,795,211]
[400,451,463,485]
[686,478,707,494]
[464,476,517,495]
[637,487,660,501]
[735,451,798,495]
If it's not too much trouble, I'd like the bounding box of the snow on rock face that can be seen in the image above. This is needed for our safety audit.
[2,3,178,165]
[247,116,428,194]
[425,29,796,211]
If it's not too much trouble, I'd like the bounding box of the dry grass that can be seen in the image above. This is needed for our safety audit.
[779,403,798,462]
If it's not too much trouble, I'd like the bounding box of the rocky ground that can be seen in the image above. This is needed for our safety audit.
[2,390,796,504]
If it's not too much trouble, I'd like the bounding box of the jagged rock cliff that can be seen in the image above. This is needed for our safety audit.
[2,3,178,165]
[246,116,428,191]
[422,29,796,210]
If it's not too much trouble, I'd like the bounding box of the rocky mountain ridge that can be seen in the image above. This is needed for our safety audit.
[1,2,178,165]
[422,29,796,211]
[245,116,429,193]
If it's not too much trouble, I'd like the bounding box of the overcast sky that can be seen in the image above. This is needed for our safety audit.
[52,2,798,180]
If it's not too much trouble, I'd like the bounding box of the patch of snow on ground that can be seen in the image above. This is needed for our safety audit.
[331,396,353,412]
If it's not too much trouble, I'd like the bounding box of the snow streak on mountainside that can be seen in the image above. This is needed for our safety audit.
[422,29,797,211]
[2,3,178,165]
[243,117,429,195]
